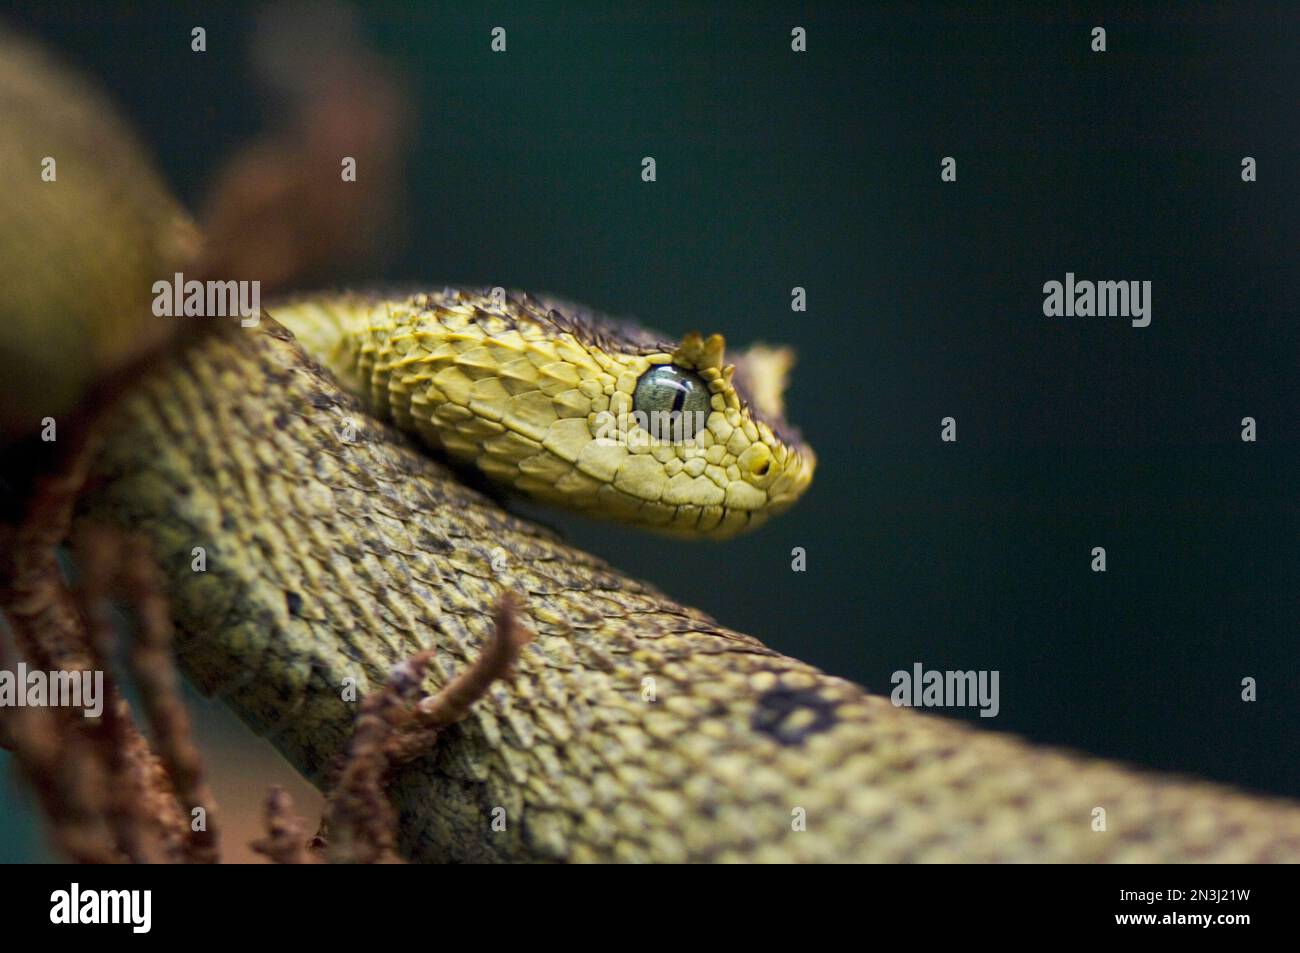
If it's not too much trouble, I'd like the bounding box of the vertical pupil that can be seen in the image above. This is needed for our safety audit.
[670,382,687,413]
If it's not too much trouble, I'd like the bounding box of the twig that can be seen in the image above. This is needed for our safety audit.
[321,649,434,863]
[321,593,532,862]
[390,593,533,764]
[118,534,221,863]
[250,786,318,864]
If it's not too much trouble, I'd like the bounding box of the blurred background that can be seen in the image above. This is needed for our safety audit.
[3,1,1298,860]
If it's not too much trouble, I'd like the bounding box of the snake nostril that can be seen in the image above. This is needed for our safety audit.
[755,460,770,476]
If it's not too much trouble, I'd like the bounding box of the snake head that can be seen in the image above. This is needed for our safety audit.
[543,314,817,538]
[273,291,815,538]
[629,330,817,537]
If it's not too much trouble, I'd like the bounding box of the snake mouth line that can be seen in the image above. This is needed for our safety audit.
[432,400,817,539]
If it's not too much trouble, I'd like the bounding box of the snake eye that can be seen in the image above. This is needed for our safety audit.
[633,365,712,418]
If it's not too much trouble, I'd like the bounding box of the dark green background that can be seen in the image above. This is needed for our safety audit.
[3,2,1298,860]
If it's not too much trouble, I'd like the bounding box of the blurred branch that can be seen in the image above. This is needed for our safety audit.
[0,439,200,863]
[196,0,410,293]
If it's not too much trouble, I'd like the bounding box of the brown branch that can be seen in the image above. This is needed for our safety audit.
[70,527,162,863]
[1,434,214,862]
[1,430,102,671]
[0,611,117,863]
[195,2,409,293]
[118,534,221,863]
[1,434,127,862]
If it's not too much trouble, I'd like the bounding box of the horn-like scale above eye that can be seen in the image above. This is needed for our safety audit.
[633,365,712,417]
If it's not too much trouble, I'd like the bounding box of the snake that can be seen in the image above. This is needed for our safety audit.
[4,25,1300,862]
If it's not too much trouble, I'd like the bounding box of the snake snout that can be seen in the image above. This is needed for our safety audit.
[763,442,816,513]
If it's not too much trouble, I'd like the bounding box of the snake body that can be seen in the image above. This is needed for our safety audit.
[8,25,1300,862]
[78,321,1300,861]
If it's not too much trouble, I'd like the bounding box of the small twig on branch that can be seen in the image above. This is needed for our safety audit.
[321,648,435,864]
[390,592,534,764]
[250,786,319,865]
[319,593,532,862]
